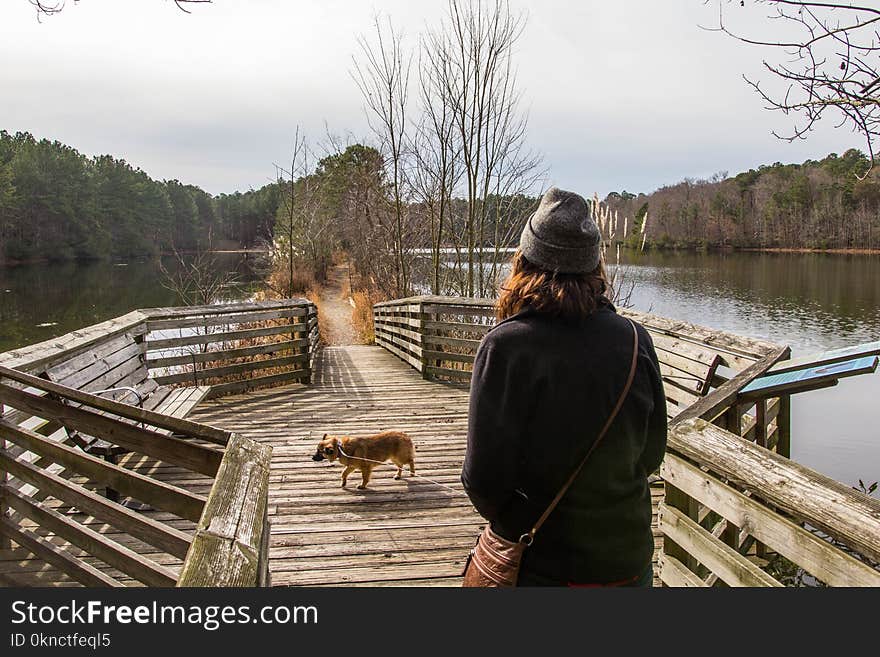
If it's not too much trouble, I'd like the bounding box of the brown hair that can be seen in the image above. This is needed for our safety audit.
[496,250,611,321]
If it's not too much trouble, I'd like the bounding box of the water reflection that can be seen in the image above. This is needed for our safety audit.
[0,253,262,353]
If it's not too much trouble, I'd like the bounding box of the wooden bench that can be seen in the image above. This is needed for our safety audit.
[41,331,210,460]
[648,332,723,421]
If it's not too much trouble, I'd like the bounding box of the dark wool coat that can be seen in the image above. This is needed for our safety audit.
[462,304,667,584]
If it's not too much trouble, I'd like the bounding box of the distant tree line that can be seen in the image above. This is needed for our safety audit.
[604,150,880,251]
[0,130,279,265]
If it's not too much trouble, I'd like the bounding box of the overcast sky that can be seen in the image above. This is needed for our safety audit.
[0,0,861,197]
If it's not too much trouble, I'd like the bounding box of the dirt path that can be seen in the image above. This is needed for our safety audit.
[318,264,359,345]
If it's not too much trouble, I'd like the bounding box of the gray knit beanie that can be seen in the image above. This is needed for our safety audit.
[519,187,601,274]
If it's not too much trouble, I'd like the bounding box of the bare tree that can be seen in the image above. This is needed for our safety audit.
[352,16,415,297]
[412,34,463,295]
[260,128,332,298]
[708,1,880,174]
[158,227,239,308]
[425,0,544,297]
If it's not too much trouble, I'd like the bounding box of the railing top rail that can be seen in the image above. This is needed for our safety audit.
[669,417,880,565]
[141,298,314,319]
[374,296,782,359]
[373,295,496,308]
[0,310,149,374]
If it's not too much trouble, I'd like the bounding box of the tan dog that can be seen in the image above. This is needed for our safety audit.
[312,431,415,489]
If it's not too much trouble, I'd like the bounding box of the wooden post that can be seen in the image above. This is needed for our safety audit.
[776,395,792,458]
[755,399,767,448]
[418,302,429,380]
[0,417,9,550]
[295,303,312,385]
[724,403,742,437]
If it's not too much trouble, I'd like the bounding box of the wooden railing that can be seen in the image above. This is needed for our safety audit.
[0,366,272,586]
[143,299,318,396]
[660,418,880,587]
[0,298,315,587]
[373,296,790,451]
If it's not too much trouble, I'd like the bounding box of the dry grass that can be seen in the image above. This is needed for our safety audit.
[351,287,387,344]
[267,265,316,297]
[305,288,331,346]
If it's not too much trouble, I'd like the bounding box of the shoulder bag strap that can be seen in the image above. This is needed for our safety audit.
[520,318,640,545]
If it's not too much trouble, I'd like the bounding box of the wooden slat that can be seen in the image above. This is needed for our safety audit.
[146,340,304,369]
[1,486,178,586]
[46,334,139,383]
[374,295,493,309]
[6,361,225,443]
[178,433,272,587]
[669,418,880,564]
[422,320,492,335]
[374,337,423,371]
[0,311,148,374]
[153,354,308,386]
[0,418,206,522]
[146,307,307,331]
[650,333,727,368]
[657,552,708,587]
[0,449,192,559]
[0,517,122,587]
[659,503,783,587]
[373,315,422,329]
[422,350,475,364]
[141,299,312,319]
[422,304,496,317]
[425,366,472,381]
[50,342,142,391]
[153,387,211,423]
[619,308,781,359]
[146,323,307,350]
[661,453,880,587]
[373,323,422,343]
[421,335,482,350]
[0,383,223,476]
[205,370,310,398]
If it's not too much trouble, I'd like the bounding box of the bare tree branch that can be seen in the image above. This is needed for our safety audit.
[708,0,880,176]
[29,1,211,19]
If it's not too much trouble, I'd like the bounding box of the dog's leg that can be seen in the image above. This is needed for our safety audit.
[341,465,355,487]
[408,459,415,476]
[358,465,373,490]
[391,458,403,479]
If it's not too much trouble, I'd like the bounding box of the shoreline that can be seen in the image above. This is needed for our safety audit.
[2,246,877,269]
[738,247,880,255]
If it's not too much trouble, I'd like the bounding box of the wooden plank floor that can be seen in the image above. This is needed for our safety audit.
[192,345,664,587]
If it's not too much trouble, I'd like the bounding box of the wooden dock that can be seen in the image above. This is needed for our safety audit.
[191,345,663,586]
[3,296,876,588]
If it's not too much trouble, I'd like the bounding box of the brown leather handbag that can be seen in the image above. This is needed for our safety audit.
[462,319,639,587]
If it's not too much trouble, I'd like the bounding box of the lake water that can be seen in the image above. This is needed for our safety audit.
[1,251,878,490]
[0,253,263,353]
[619,250,879,490]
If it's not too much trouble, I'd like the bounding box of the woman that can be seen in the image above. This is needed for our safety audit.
[462,187,667,587]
